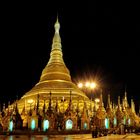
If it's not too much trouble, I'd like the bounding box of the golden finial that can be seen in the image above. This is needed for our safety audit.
[124,84,127,99]
[100,93,103,107]
[56,13,59,22]
[54,14,60,34]
[118,96,120,107]
[107,94,111,108]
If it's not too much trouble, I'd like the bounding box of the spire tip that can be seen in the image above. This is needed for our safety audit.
[56,13,59,24]
[54,15,60,34]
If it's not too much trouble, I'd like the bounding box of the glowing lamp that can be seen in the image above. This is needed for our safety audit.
[78,83,83,88]
[85,82,90,87]
[95,98,100,103]
[90,82,96,89]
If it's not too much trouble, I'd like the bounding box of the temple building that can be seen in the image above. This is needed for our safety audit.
[0,17,140,133]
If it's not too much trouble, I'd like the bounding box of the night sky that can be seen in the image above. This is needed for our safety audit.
[1,2,140,111]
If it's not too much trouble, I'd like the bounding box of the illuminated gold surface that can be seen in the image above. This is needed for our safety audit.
[17,17,89,112]
[1,17,140,131]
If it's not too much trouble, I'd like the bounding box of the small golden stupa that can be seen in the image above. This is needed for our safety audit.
[17,17,89,113]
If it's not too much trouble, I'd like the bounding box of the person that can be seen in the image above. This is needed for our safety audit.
[95,126,98,137]
[92,126,98,138]
[120,124,124,135]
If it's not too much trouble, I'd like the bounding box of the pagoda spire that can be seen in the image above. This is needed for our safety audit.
[54,15,60,34]
[117,96,121,110]
[107,94,111,109]
[99,93,104,107]
[124,88,127,100]
[65,91,73,116]
[22,15,88,103]
[47,16,63,66]
[90,98,93,112]
[48,92,52,110]
[67,90,72,111]
[39,16,71,82]
[124,86,128,108]
[43,99,46,115]
[13,101,19,115]
[21,104,26,115]
[46,91,54,117]
[96,94,106,120]
[131,98,136,114]
[82,98,88,119]
[76,97,80,113]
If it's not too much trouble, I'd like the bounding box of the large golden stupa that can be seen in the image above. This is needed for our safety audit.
[1,17,140,132]
[17,17,89,113]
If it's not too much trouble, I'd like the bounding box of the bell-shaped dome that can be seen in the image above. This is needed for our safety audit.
[21,17,88,100]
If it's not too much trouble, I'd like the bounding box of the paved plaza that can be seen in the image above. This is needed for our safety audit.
[0,134,140,140]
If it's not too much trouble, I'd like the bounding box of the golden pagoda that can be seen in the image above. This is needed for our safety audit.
[1,17,140,133]
[17,17,89,113]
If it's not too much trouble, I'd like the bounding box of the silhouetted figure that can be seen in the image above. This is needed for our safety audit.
[92,126,98,138]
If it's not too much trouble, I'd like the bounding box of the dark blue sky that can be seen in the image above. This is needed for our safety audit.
[1,1,140,110]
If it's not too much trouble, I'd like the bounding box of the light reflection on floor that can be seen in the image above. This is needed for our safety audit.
[0,134,140,140]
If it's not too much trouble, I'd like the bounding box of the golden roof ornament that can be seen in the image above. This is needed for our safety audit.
[106,94,111,109]
[54,15,60,34]
[99,93,105,109]
[117,96,121,110]
[131,99,136,114]
[106,95,114,119]
[96,94,106,119]
[116,96,124,120]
